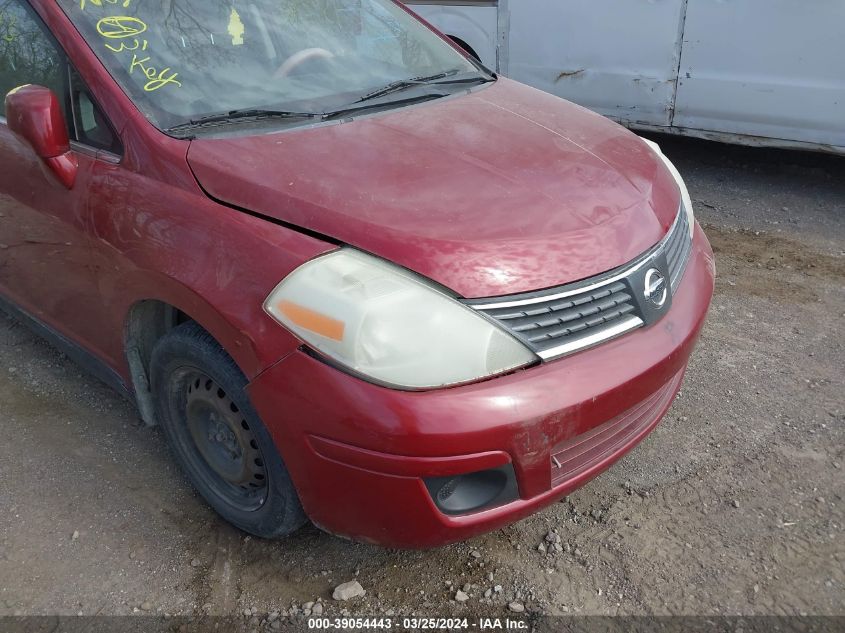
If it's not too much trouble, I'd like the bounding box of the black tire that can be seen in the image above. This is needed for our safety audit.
[150,321,306,538]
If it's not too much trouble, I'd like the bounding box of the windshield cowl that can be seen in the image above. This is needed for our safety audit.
[164,73,495,138]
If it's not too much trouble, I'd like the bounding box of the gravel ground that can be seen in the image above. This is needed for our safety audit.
[0,136,843,623]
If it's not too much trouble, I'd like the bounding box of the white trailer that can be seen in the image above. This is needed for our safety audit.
[403,0,845,154]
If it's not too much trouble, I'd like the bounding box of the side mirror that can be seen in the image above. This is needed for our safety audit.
[4,84,78,189]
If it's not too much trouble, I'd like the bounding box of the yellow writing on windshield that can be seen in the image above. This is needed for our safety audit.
[104,38,148,53]
[87,14,183,93]
[129,53,182,92]
[97,16,146,39]
[81,0,131,10]
[228,8,245,46]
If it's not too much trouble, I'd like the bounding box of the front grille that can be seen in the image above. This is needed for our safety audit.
[665,206,691,291]
[550,369,683,487]
[476,281,641,359]
[466,204,692,361]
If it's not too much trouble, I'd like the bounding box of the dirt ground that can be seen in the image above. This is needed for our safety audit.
[0,135,843,623]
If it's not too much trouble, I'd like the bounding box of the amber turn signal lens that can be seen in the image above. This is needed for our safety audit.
[277,300,345,342]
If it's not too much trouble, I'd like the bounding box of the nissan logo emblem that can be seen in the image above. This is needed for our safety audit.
[644,268,668,308]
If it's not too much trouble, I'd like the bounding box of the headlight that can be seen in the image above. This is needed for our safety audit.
[640,137,695,238]
[264,249,537,389]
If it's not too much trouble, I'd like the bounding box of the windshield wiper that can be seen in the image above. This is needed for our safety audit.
[165,72,495,136]
[321,92,448,122]
[166,108,322,135]
[356,69,491,103]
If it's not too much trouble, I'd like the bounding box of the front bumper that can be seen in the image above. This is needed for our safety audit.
[247,223,715,548]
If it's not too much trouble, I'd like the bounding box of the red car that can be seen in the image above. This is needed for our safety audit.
[0,0,714,548]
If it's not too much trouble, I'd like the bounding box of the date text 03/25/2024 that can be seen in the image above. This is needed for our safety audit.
[307,617,529,630]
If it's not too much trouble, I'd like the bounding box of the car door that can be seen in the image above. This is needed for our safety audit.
[0,0,121,358]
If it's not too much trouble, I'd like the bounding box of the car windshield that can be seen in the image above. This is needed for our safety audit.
[57,0,482,132]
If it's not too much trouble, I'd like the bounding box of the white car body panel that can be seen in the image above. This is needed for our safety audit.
[402,0,845,154]
[672,0,845,150]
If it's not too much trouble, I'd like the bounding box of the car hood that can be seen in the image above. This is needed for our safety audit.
[187,79,680,298]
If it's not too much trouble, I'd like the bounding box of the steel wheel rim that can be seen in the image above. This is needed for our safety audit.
[177,369,268,512]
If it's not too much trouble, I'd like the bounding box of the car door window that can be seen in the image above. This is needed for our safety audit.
[69,67,121,155]
[0,0,66,114]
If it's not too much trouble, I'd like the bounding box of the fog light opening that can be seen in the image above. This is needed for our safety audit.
[425,464,519,516]
[437,478,460,504]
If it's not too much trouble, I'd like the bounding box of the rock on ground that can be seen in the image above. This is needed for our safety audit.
[332,581,365,601]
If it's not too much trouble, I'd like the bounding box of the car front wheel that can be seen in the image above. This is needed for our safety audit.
[150,322,306,538]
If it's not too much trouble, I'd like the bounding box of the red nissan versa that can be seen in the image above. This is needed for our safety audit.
[0,0,714,548]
